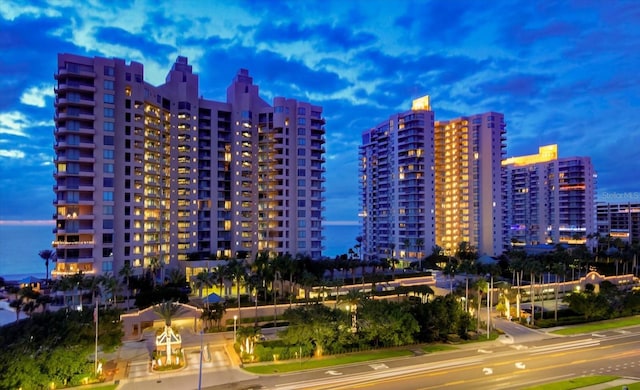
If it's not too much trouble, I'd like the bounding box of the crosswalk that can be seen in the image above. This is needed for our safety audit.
[126,347,229,379]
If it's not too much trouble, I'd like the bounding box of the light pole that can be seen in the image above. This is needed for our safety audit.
[233,315,238,343]
[198,330,203,390]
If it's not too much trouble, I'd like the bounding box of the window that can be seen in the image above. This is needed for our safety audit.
[103,205,113,215]
[297,107,306,115]
[104,108,114,118]
[104,122,114,132]
[298,231,306,238]
[103,149,114,159]
[297,169,305,176]
[104,135,114,145]
[298,220,306,227]
[298,200,306,207]
[67,134,79,145]
[297,148,305,156]
[298,118,306,125]
[102,233,113,244]
[102,261,113,272]
[103,191,114,201]
[297,179,305,186]
[104,66,115,76]
[103,164,114,173]
[66,162,79,174]
[104,80,114,90]
[104,94,114,104]
[103,219,114,229]
[298,158,306,166]
[66,149,79,160]
[297,189,306,197]
[298,139,305,146]
[297,210,306,217]
[103,177,114,187]
[297,127,306,135]
[66,120,80,131]
[65,191,79,202]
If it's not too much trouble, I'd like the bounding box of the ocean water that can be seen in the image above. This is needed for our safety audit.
[0,224,360,278]
[0,225,52,280]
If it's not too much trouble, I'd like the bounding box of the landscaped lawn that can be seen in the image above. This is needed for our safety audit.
[523,375,619,390]
[422,344,457,353]
[243,349,413,374]
[550,316,640,336]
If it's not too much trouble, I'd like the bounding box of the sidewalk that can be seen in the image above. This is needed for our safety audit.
[576,378,637,389]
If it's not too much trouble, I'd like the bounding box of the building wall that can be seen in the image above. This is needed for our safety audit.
[503,145,596,249]
[596,202,640,243]
[53,54,325,278]
[359,97,435,263]
[434,112,506,256]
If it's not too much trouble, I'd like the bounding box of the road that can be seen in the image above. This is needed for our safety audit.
[203,326,640,390]
[112,313,640,390]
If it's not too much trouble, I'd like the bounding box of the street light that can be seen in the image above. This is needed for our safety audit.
[233,315,238,343]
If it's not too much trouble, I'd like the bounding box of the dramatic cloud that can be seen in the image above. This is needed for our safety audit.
[20,84,55,107]
[0,0,638,247]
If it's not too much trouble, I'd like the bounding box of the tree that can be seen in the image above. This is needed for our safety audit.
[280,304,344,357]
[193,271,214,298]
[226,258,247,320]
[338,290,367,332]
[118,262,134,310]
[563,289,608,320]
[38,249,56,283]
[358,300,419,347]
[237,326,260,359]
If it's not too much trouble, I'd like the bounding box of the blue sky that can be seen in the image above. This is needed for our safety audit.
[1,0,639,229]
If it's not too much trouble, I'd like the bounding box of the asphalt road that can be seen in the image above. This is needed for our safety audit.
[205,326,640,390]
[111,301,640,390]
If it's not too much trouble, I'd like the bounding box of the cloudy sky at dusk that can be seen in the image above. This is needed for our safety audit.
[1,0,639,230]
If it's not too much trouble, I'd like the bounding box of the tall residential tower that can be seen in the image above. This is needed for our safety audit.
[434,113,506,256]
[359,97,435,263]
[53,54,325,278]
[503,144,596,247]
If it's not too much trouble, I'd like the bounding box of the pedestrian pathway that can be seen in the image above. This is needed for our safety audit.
[576,378,638,389]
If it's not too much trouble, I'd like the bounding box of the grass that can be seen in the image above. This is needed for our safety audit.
[243,349,413,374]
[422,344,457,353]
[550,316,640,336]
[523,375,619,390]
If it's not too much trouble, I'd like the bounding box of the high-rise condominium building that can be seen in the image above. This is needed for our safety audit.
[53,53,325,278]
[359,97,435,263]
[596,202,640,244]
[434,112,506,256]
[359,99,506,262]
[503,144,596,248]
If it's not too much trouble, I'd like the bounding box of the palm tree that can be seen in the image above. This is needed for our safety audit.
[237,326,260,358]
[119,262,134,310]
[148,257,161,287]
[100,274,119,307]
[226,258,247,321]
[193,271,214,298]
[38,249,56,283]
[415,238,425,270]
[473,277,488,333]
[524,256,542,326]
[299,270,318,304]
[154,301,183,364]
[338,290,366,332]
[245,273,261,325]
